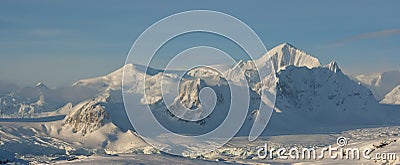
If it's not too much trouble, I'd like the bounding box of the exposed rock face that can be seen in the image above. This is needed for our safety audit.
[178,78,205,110]
[63,100,110,136]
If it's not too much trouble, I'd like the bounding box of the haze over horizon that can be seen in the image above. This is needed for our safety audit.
[1,0,399,87]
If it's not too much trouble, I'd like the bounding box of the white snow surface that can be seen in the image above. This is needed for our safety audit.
[381,84,400,105]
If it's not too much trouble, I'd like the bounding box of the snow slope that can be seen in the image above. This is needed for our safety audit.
[381,85,400,105]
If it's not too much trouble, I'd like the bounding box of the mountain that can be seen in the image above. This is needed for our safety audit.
[54,92,150,154]
[63,99,110,136]
[35,82,49,90]
[73,64,160,91]
[0,91,57,117]
[381,85,400,105]
[0,81,98,117]
[355,70,400,100]
[268,61,384,133]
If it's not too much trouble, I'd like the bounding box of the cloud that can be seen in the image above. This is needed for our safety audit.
[28,28,65,37]
[326,29,400,48]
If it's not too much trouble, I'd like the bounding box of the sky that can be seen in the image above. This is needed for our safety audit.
[0,0,399,87]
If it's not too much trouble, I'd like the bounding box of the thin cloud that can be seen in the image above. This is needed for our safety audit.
[325,29,400,48]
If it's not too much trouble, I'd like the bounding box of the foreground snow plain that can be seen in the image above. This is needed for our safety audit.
[1,119,399,164]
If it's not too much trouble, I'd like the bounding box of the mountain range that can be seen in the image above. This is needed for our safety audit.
[67,43,400,135]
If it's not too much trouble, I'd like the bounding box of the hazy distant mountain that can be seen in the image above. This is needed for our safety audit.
[0,82,98,117]
[355,70,400,100]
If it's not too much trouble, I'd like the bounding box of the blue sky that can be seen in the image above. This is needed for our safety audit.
[0,0,399,87]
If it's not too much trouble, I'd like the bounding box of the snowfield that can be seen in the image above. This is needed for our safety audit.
[1,120,399,164]
[1,43,399,164]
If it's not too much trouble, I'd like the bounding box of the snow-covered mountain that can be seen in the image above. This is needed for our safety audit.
[63,99,110,136]
[274,61,378,114]
[67,43,397,137]
[0,82,99,117]
[0,83,56,116]
[381,85,400,105]
[73,63,161,91]
[268,61,384,133]
[35,82,49,90]
[355,70,400,100]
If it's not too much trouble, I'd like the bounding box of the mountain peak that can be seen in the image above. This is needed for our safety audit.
[256,42,321,72]
[277,42,296,49]
[326,60,341,73]
[35,82,49,90]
